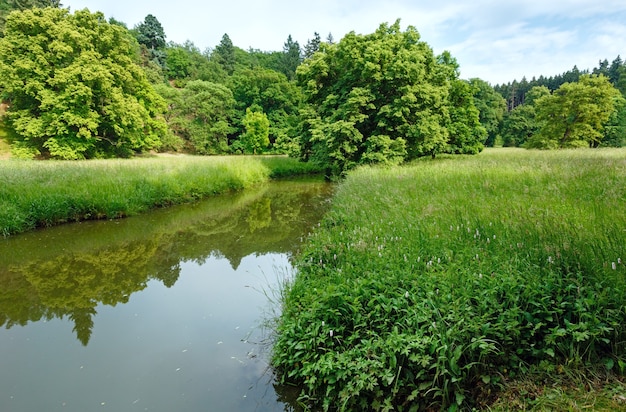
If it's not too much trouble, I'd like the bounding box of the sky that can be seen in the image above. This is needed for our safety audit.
[61,0,626,85]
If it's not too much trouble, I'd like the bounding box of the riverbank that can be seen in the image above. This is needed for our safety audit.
[0,155,322,236]
[272,148,626,410]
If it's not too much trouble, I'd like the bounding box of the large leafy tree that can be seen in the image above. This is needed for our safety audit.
[0,0,61,33]
[240,108,270,154]
[228,67,302,146]
[500,86,549,147]
[0,7,166,159]
[297,20,459,176]
[469,78,506,146]
[165,41,226,84]
[437,52,486,154]
[159,80,235,154]
[528,75,623,148]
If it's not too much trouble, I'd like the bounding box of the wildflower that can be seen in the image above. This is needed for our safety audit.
[493,235,496,240]
[333,254,337,260]
[548,256,554,264]
[479,273,483,279]
[404,291,409,298]
[329,330,334,337]
[322,321,325,327]
[487,238,490,244]
[612,262,617,270]
[619,258,622,264]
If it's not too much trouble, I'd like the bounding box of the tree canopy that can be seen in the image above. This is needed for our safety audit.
[0,7,166,159]
[527,75,624,148]
[296,20,483,176]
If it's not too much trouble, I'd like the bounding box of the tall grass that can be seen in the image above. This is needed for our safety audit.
[272,148,626,411]
[0,155,321,236]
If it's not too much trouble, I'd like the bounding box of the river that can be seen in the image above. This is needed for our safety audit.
[0,178,333,412]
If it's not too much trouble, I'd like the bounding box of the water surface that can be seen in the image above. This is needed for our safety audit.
[0,179,333,411]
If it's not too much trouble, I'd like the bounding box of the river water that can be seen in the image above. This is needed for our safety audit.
[0,179,333,412]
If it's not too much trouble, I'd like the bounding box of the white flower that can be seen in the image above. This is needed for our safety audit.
[404,291,409,298]
[612,262,617,270]
[329,330,334,337]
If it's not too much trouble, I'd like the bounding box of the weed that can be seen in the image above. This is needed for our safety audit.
[272,148,626,411]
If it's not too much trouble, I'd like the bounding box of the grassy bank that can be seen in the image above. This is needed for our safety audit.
[0,155,321,236]
[272,148,626,411]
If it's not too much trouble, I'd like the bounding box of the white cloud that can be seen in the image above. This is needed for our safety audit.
[61,0,626,84]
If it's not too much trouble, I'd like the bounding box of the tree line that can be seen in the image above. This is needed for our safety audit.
[0,4,623,174]
[492,58,626,148]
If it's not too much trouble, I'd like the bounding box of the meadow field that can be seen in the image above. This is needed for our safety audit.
[272,148,626,411]
[0,155,321,236]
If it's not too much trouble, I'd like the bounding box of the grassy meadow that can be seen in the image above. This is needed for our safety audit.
[0,155,321,236]
[272,148,626,411]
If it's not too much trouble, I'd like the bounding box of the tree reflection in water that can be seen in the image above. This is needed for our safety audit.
[0,179,333,346]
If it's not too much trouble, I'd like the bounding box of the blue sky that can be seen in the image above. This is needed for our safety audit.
[61,0,626,84]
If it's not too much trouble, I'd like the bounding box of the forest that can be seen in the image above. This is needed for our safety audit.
[1,2,624,175]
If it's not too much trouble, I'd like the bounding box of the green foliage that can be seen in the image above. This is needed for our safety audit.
[470,78,507,146]
[157,80,234,154]
[528,75,624,148]
[445,77,486,154]
[0,0,61,33]
[240,108,270,154]
[602,99,626,147]
[297,20,482,176]
[273,148,626,411]
[303,32,321,59]
[165,41,227,84]
[0,8,167,159]
[133,14,165,50]
[213,33,236,75]
[278,34,302,80]
[228,67,302,149]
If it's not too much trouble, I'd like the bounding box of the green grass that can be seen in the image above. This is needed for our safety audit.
[0,155,322,236]
[272,148,626,411]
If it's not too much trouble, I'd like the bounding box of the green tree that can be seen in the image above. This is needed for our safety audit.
[0,0,61,33]
[303,32,321,59]
[437,52,485,154]
[0,8,166,159]
[500,86,549,147]
[601,100,626,147]
[134,14,166,50]
[166,80,235,154]
[528,75,623,148]
[133,14,166,67]
[297,20,455,176]
[228,67,302,147]
[278,35,301,80]
[165,41,226,84]
[469,78,506,146]
[213,33,236,75]
[240,108,270,154]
